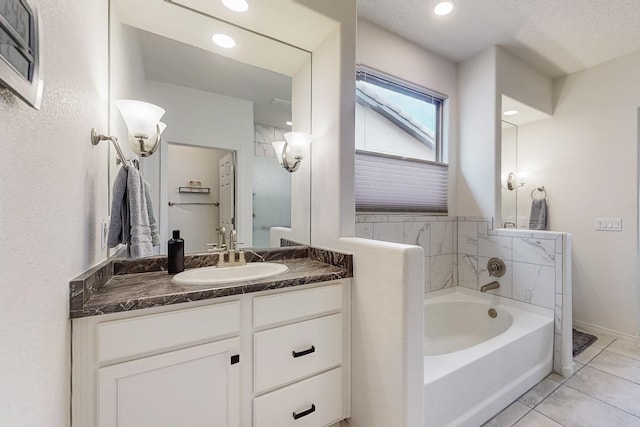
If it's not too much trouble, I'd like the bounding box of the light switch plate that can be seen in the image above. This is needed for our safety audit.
[594,218,622,231]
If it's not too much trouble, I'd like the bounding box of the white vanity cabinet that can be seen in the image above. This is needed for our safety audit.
[72,301,243,427]
[252,283,350,426]
[72,280,350,427]
[98,337,240,427]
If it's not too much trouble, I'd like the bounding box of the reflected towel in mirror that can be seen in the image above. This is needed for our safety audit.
[529,198,547,230]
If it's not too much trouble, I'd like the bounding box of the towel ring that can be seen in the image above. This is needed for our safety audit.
[531,186,547,200]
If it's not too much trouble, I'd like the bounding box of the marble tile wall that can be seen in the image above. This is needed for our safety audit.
[254,124,287,158]
[355,215,459,292]
[356,214,571,375]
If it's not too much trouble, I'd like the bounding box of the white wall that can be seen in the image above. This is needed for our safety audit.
[0,0,109,425]
[496,47,554,117]
[167,145,226,253]
[457,48,499,217]
[356,19,458,212]
[143,80,255,252]
[515,50,640,336]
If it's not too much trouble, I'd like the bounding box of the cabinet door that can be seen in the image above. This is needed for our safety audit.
[98,337,240,427]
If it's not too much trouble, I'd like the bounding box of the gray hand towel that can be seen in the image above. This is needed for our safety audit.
[107,167,129,248]
[529,198,547,230]
[144,179,160,247]
[127,167,154,258]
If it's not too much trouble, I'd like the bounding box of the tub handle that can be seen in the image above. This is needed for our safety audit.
[292,345,316,358]
[293,404,316,420]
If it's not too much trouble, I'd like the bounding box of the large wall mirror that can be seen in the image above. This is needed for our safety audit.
[499,94,551,228]
[108,0,315,255]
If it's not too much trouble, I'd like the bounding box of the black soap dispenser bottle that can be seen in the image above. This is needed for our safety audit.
[168,230,184,274]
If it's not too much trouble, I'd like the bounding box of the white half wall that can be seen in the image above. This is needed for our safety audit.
[338,238,424,427]
[0,0,109,426]
[515,50,640,336]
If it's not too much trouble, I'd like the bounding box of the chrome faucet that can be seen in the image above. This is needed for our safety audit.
[480,281,500,292]
[206,228,247,267]
[503,221,516,228]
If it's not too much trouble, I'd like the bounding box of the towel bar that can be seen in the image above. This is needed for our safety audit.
[531,186,547,200]
[168,201,219,207]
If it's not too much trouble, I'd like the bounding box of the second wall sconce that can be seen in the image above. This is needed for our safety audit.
[115,100,166,157]
[272,131,312,173]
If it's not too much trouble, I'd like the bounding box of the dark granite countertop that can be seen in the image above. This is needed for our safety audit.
[70,246,353,318]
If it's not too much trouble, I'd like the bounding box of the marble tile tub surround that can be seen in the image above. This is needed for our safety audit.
[70,246,353,318]
[356,214,572,376]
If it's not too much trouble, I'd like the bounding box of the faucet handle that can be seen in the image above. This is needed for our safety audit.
[487,257,506,277]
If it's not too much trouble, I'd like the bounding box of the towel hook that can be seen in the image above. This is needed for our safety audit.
[531,186,547,200]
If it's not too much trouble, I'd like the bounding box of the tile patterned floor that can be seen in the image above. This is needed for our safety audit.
[483,326,640,427]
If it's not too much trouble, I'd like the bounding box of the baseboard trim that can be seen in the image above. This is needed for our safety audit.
[572,320,639,341]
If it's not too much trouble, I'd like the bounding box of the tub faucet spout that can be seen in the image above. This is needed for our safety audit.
[480,281,500,292]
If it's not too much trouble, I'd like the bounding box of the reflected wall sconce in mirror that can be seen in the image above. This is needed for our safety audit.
[505,172,525,191]
[271,132,312,173]
[115,100,166,157]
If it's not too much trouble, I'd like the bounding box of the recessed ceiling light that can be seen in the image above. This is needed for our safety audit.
[286,121,293,126]
[503,110,519,116]
[221,0,248,12]
[212,34,235,49]
[434,1,455,16]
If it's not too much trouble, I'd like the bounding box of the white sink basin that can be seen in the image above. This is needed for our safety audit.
[172,262,289,286]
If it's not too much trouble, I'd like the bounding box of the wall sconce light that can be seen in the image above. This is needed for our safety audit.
[506,172,525,190]
[115,100,166,157]
[271,132,312,173]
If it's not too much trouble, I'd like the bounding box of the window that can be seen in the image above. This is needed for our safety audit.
[355,67,448,213]
[0,0,42,109]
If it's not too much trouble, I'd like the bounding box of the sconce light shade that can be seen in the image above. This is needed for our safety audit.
[272,132,312,173]
[271,140,286,165]
[115,100,166,157]
[283,132,312,158]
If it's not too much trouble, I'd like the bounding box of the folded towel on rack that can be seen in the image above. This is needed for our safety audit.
[127,167,154,259]
[107,166,129,248]
[529,198,547,230]
[107,165,160,258]
[144,179,160,247]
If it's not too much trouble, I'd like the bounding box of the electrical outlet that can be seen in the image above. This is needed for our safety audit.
[100,220,108,249]
[518,216,528,228]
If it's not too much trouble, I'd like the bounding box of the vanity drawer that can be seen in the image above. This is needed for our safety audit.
[253,283,343,328]
[97,301,241,364]
[254,313,343,393]
[254,367,343,427]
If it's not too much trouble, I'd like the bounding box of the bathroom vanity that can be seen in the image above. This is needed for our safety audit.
[70,247,352,427]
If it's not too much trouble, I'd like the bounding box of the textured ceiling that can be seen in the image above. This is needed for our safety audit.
[358,0,640,77]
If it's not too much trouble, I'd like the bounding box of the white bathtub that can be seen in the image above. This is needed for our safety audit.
[424,287,554,427]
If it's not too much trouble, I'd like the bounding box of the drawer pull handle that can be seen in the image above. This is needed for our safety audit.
[292,404,316,420]
[292,345,315,358]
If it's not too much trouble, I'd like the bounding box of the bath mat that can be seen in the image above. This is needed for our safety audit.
[573,329,597,356]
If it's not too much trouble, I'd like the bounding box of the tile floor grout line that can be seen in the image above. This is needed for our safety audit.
[560,379,640,420]
[530,408,567,427]
[506,407,532,427]
[585,364,640,387]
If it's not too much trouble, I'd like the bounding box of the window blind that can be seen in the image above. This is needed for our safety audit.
[355,151,448,213]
